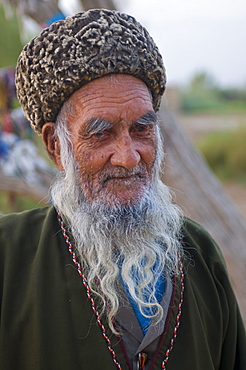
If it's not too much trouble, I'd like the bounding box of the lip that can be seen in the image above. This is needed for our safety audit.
[104,173,140,181]
[110,175,137,180]
[102,174,142,187]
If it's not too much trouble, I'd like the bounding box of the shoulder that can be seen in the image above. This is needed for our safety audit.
[182,217,217,246]
[180,217,233,303]
[0,206,58,257]
[181,217,226,268]
[0,206,50,227]
[0,206,54,236]
[180,217,238,314]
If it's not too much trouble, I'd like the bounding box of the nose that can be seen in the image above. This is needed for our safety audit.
[110,133,141,169]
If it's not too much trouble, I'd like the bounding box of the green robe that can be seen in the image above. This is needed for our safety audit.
[0,207,245,369]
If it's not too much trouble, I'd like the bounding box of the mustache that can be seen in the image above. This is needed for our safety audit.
[99,164,149,184]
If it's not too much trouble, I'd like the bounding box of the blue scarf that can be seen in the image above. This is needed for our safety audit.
[119,261,165,335]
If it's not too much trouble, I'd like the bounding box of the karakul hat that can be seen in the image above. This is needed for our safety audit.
[15,9,166,134]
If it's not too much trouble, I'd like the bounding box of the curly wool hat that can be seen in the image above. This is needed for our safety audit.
[15,9,166,134]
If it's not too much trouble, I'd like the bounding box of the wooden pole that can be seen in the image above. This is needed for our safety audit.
[4,0,63,26]
[0,173,50,203]
[159,101,246,322]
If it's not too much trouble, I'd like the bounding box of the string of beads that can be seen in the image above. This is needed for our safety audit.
[57,211,185,370]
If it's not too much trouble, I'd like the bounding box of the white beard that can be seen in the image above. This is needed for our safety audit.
[51,120,183,334]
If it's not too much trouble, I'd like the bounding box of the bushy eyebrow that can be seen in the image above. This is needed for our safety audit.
[135,111,158,126]
[83,111,157,136]
[84,118,113,136]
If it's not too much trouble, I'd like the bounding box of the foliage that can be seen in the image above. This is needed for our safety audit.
[0,191,42,215]
[0,4,23,68]
[197,125,246,183]
[181,71,246,113]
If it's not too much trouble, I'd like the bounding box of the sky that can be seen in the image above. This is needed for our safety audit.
[61,0,246,88]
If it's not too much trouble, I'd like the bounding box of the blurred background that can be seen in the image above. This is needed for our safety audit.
[0,0,245,321]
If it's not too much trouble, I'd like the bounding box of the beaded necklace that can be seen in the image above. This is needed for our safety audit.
[57,211,185,370]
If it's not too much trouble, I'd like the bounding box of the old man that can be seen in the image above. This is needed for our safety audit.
[0,9,245,370]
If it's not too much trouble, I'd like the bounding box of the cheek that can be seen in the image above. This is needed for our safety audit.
[140,140,157,168]
[148,144,157,162]
[75,149,109,176]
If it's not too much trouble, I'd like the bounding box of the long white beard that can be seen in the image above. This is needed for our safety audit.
[51,121,183,334]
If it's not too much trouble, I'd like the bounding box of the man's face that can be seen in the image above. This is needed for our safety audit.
[63,74,157,206]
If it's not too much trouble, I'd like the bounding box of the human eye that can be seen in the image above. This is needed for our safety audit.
[132,112,157,135]
[132,122,154,137]
[136,123,153,132]
[92,130,108,139]
[85,118,112,140]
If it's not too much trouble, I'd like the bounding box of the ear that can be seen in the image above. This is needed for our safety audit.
[42,122,64,171]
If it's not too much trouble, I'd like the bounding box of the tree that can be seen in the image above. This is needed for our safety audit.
[0,4,23,68]
[1,0,62,26]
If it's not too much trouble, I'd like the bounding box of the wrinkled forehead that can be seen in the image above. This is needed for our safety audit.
[59,74,156,131]
[69,74,153,109]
